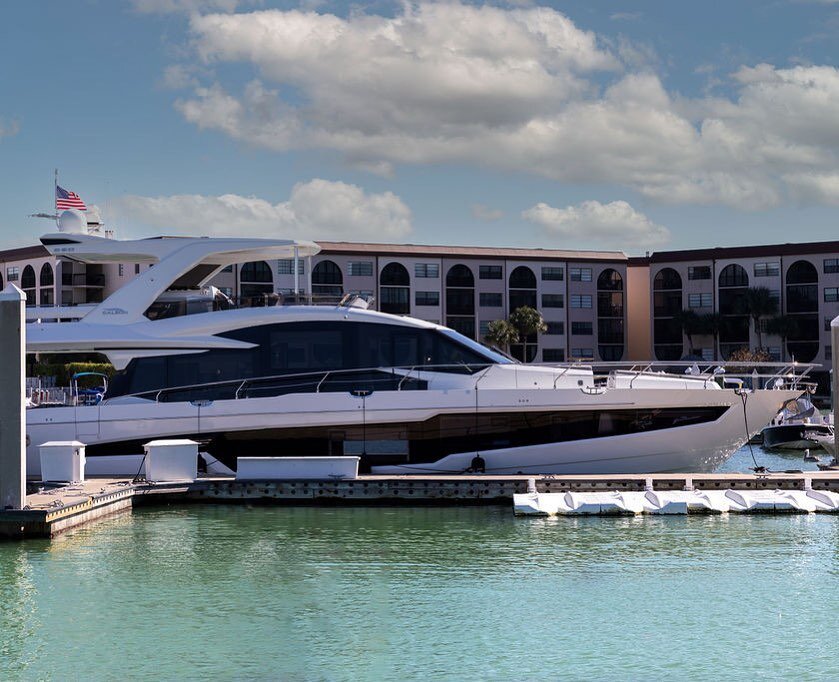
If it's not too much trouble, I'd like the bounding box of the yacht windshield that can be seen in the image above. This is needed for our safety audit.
[437,328,514,365]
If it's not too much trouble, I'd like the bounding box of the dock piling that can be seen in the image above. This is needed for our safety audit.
[0,284,26,510]
[832,315,839,452]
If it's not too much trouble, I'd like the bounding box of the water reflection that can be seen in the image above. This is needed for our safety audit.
[0,544,44,674]
[2,504,839,679]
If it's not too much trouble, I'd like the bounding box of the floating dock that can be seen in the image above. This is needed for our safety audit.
[5,471,839,539]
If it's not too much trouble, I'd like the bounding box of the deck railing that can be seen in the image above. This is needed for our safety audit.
[100,360,817,405]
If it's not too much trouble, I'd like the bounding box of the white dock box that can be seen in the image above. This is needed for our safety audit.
[236,456,360,480]
[39,441,86,483]
[143,439,198,482]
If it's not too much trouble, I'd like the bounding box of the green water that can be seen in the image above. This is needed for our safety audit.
[2,502,839,681]
[1,444,836,680]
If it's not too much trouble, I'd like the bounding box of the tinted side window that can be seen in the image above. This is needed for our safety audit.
[109,320,497,396]
[268,328,344,371]
[127,357,167,394]
[357,324,425,368]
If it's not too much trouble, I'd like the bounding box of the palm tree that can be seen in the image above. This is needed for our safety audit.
[672,309,702,355]
[745,286,779,350]
[765,315,799,360]
[698,313,722,360]
[509,306,547,363]
[484,319,519,354]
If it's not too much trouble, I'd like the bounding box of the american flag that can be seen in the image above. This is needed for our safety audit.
[56,185,87,211]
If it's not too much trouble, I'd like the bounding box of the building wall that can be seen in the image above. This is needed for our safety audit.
[626,262,651,361]
[222,252,628,363]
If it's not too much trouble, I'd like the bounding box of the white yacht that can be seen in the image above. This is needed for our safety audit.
[24,224,810,477]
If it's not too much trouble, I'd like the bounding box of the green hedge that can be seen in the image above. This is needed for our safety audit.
[29,362,115,386]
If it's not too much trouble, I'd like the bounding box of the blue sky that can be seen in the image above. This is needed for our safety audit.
[2,0,839,254]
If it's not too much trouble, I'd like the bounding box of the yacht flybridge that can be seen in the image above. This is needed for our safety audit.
[25,229,810,477]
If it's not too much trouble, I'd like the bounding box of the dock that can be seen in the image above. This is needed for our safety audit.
[6,471,839,539]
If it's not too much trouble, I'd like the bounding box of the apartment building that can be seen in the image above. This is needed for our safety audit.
[647,242,839,369]
[209,243,630,363]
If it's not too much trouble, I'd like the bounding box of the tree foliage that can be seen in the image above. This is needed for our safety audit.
[744,286,779,349]
[509,306,548,337]
[673,309,702,351]
[483,319,519,352]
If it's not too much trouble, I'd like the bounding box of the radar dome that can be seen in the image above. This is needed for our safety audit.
[57,209,87,233]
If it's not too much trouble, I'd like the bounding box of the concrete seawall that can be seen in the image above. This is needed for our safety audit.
[6,472,839,539]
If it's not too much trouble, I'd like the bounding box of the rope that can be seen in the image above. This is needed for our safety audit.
[739,390,766,473]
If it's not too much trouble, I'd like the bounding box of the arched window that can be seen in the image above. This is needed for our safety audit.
[21,265,35,289]
[509,266,536,289]
[239,261,274,305]
[312,260,343,299]
[20,265,36,306]
[508,266,537,312]
[597,269,623,291]
[719,264,748,288]
[445,264,475,339]
[785,260,819,362]
[39,263,55,306]
[508,266,538,360]
[380,262,409,286]
[597,268,624,361]
[652,267,683,360]
[240,261,273,283]
[40,263,54,287]
[446,264,474,288]
[653,268,682,291]
[718,264,749,358]
[786,260,818,285]
[379,262,410,314]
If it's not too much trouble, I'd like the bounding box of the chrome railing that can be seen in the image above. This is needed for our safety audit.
[94,359,819,405]
[532,360,818,392]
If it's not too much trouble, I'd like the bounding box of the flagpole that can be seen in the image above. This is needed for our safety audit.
[54,168,58,225]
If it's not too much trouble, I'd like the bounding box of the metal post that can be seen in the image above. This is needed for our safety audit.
[293,246,300,302]
[832,316,839,444]
[0,284,26,509]
[307,255,312,304]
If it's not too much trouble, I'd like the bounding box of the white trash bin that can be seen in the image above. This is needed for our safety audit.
[39,441,86,483]
[143,439,198,482]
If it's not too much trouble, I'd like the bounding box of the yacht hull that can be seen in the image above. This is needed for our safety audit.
[24,386,800,477]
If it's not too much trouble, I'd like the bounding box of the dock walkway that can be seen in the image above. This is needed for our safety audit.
[4,471,839,539]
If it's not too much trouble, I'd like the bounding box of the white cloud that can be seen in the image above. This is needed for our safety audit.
[522,199,670,249]
[160,64,200,90]
[784,172,839,204]
[179,2,619,146]
[168,2,839,210]
[113,179,412,240]
[471,204,504,221]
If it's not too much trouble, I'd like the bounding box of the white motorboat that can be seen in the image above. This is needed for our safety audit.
[23,228,811,478]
